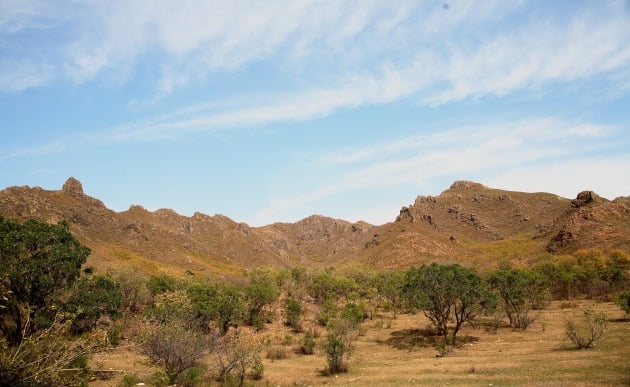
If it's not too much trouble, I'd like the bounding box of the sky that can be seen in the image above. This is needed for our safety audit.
[1,0,629,226]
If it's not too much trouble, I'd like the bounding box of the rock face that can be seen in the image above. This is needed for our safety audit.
[62,177,84,197]
[570,191,599,208]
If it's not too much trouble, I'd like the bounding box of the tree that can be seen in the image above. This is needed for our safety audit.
[323,318,357,374]
[244,271,279,329]
[212,327,265,386]
[616,291,630,318]
[565,308,607,349]
[487,269,548,330]
[0,216,90,344]
[110,265,152,313]
[0,313,106,387]
[65,275,121,333]
[141,319,213,384]
[187,282,246,334]
[377,270,405,318]
[404,263,490,344]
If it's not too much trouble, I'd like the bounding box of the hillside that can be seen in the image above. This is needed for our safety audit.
[0,178,628,275]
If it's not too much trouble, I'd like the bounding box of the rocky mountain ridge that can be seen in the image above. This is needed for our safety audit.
[0,178,628,275]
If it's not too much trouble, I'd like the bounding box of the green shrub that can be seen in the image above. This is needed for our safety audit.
[565,308,607,349]
[616,291,630,318]
[341,303,364,327]
[177,365,206,387]
[149,370,170,387]
[119,373,141,387]
[301,331,316,355]
[317,301,337,326]
[285,298,303,331]
[146,274,177,296]
[107,323,122,346]
[249,357,264,380]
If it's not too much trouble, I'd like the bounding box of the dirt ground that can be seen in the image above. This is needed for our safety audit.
[91,300,630,386]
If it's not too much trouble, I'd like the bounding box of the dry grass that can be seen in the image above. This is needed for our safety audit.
[91,300,629,386]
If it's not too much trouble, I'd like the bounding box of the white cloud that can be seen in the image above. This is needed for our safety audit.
[247,118,620,225]
[0,61,53,92]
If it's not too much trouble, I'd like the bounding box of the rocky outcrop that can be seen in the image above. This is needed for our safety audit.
[570,191,600,208]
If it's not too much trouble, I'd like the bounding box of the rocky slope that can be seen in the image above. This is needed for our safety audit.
[0,178,628,274]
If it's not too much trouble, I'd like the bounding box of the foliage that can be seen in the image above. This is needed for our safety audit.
[0,216,90,344]
[0,313,106,387]
[301,330,316,354]
[245,269,280,329]
[404,263,491,343]
[323,318,356,375]
[143,290,197,328]
[285,298,302,331]
[565,307,607,349]
[616,291,630,318]
[110,266,152,313]
[140,319,212,384]
[341,302,365,327]
[187,282,246,333]
[487,269,548,330]
[213,327,265,386]
[535,250,629,300]
[65,275,122,333]
[146,274,178,296]
[377,270,406,318]
[317,301,338,326]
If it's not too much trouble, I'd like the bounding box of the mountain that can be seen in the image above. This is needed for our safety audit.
[0,178,628,275]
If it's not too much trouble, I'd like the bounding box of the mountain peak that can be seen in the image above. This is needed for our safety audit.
[62,177,84,197]
[449,180,487,190]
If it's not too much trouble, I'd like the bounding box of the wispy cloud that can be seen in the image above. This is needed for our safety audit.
[248,118,623,225]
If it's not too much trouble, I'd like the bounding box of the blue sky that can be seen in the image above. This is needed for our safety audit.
[1,0,629,226]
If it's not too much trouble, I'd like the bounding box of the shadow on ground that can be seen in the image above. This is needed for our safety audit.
[378,327,478,351]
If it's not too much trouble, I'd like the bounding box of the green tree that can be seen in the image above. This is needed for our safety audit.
[616,290,630,318]
[0,217,90,344]
[404,263,490,344]
[244,271,279,329]
[377,270,405,318]
[323,318,356,374]
[187,282,245,334]
[65,275,122,333]
[487,269,548,330]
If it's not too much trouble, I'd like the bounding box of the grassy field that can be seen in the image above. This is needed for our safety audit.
[92,300,629,386]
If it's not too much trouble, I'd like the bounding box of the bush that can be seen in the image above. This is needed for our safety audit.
[285,298,303,331]
[266,345,289,360]
[111,266,152,313]
[301,330,316,355]
[213,327,265,385]
[107,323,123,346]
[140,320,211,384]
[249,357,264,380]
[120,373,141,387]
[341,303,364,327]
[565,308,607,349]
[0,314,105,387]
[65,275,122,334]
[146,274,178,296]
[323,319,356,375]
[616,291,630,318]
[317,301,337,326]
